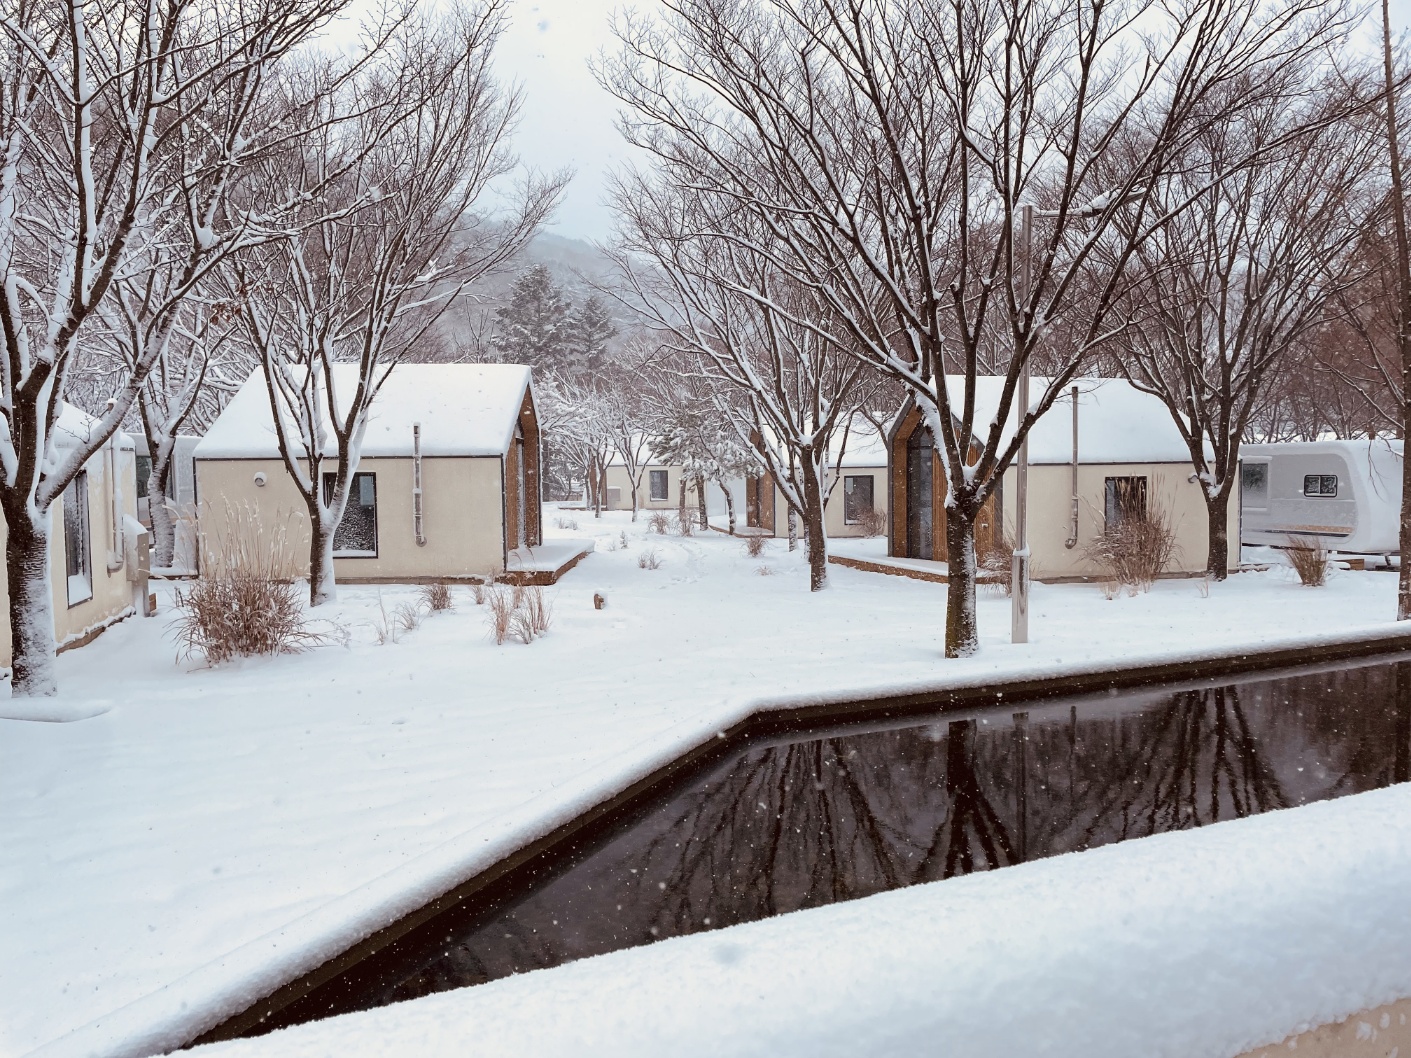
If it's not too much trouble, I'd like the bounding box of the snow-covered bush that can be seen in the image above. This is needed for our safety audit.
[743,534,768,558]
[638,548,663,569]
[672,512,694,537]
[1285,536,1329,587]
[977,528,1015,596]
[172,505,317,663]
[649,511,671,534]
[555,517,580,531]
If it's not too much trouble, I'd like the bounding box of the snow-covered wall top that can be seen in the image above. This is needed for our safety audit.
[193,365,533,460]
[937,376,1195,465]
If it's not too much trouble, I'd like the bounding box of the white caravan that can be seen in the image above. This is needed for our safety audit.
[1239,439,1404,557]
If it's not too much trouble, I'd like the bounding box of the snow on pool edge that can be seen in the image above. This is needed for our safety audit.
[31,621,1411,1058]
[190,783,1411,1058]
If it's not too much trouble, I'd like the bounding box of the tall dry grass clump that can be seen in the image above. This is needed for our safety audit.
[173,504,319,663]
[857,507,887,538]
[673,511,694,536]
[420,581,454,612]
[976,527,1015,596]
[648,510,671,534]
[743,533,768,557]
[1085,495,1178,594]
[1285,536,1329,586]
[486,584,553,644]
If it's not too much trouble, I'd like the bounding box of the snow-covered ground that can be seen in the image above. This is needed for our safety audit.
[2,509,1407,1057]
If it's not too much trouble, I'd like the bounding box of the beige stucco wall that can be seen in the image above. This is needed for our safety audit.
[194,455,508,580]
[605,465,702,512]
[1235,994,1411,1058]
[0,444,139,666]
[999,462,1240,579]
[824,467,888,538]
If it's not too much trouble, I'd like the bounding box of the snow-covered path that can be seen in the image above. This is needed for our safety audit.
[1,511,1404,1056]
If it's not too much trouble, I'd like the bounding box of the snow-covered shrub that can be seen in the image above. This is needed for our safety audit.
[420,581,454,612]
[756,565,774,576]
[555,517,580,531]
[857,506,887,538]
[619,530,629,549]
[743,534,768,558]
[1285,536,1329,586]
[172,505,317,663]
[471,577,489,605]
[1084,495,1178,593]
[648,511,671,534]
[638,547,662,569]
[672,512,694,537]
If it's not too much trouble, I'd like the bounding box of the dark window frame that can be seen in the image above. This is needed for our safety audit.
[843,474,875,525]
[1302,474,1338,498]
[64,470,93,606]
[322,471,379,557]
[648,469,669,502]
[1104,476,1149,532]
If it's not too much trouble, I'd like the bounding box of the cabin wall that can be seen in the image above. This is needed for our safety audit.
[0,445,139,666]
[999,462,1239,579]
[194,455,507,580]
[603,465,703,513]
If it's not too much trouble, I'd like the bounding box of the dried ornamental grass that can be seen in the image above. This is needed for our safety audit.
[172,504,319,663]
[857,507,888,538]
[420,581,454,612]
[1085,495,1178,594]
[637,547,663,570]
[743,534,768,558]
[648,511,671,534]
[1285,536,1329,587]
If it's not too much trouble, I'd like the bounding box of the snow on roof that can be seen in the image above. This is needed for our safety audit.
[935,376,1194,465]
[193,364,533,460]
[53,404,136,452]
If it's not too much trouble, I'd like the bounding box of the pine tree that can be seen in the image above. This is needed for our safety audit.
[566,296,619,382]
[493,265,572,369]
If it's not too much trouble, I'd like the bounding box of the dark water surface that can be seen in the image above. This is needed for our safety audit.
[257,656,1411,1033]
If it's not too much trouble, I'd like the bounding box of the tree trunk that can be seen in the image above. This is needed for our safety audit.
[799,460,829,591]
[695,472,708,529]
[787,508,798,551]
[630,485,639,522]
[721,479,737,535]
[6,506,58,696]
[309,516,337,607]
[1205,490,1230,581]
[1382,0,1411,620]
[677,477,688,527]
[945,507,981,658]
[148,448,178,568]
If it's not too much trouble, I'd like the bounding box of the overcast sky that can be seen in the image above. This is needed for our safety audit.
[495,0,1411,245]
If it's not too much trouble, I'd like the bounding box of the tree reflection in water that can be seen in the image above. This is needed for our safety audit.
[338,660,1411,1015]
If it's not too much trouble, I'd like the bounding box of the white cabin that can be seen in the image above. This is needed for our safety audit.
[1239,440,1403,557]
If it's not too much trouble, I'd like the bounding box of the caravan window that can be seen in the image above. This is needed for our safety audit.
[1302,474,1338,498]
[323,472,378,556]
[1241,463,1268,506]
[649,470,669,502]
[64,472,93,605]
[843,476,874,524]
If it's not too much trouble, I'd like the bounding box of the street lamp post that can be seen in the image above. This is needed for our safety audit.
[1009,189,1144,646]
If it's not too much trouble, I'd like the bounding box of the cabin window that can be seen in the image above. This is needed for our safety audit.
[135,454,152,500]
[843,475,874,524]
[649,469,669,502]
[1303,474,1338,498]
[323,472,378,556]
[1241,463,1268,506]
[64,471,93,605]
[1104,476,1148,531]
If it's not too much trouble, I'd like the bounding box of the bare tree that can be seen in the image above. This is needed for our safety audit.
[0,0,349,695]
[602,0,1354,655]
[612,198,880,590]
[1108,79,1378,578]
[233,1,565,604]
[1382,0,1411,619]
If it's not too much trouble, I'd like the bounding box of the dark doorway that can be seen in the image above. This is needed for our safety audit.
[906,427,934,560]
